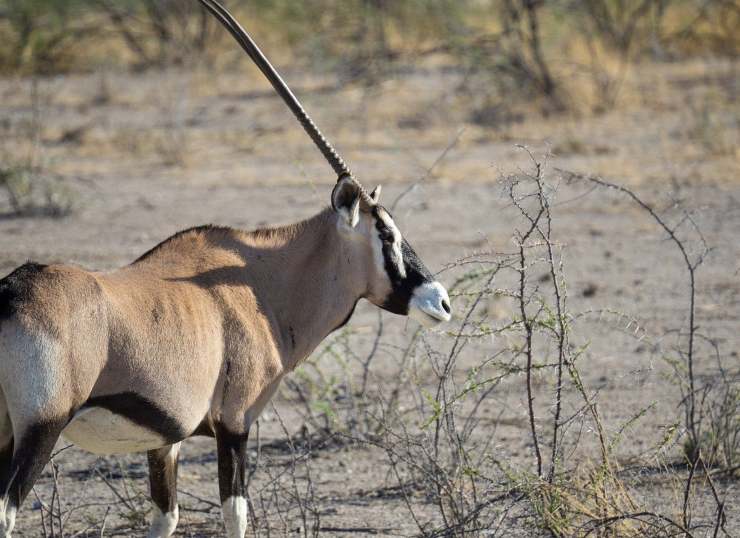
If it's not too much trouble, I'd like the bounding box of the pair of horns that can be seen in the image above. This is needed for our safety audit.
[197,0,373,203]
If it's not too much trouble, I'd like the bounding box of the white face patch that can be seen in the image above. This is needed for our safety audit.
[370,226,386,276]
[375,209,406,279]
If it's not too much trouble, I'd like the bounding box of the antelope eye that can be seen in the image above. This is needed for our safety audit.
[379,230,394,242]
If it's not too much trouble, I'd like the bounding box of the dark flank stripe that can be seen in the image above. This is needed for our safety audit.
[192,418,216,437]
[83,392,189,444]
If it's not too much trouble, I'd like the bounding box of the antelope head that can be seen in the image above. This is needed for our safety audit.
[331,176,451,326]
[200,0,452,326]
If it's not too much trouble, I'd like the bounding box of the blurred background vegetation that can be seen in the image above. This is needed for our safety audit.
[0,0,737,113]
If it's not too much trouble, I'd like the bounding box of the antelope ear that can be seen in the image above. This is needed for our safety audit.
[370,185,381,203]
[331,176,361,228]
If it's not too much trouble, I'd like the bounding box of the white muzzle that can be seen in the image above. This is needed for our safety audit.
[408,281,452,327]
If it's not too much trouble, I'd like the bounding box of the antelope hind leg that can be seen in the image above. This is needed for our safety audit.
[0,419,66,538]
[147,443,181,538]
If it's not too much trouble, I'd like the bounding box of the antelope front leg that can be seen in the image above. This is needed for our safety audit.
[216,427,250,538]
[146,443,181,538]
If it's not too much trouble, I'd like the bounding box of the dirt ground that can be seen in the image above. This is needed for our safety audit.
[0,56,738,536]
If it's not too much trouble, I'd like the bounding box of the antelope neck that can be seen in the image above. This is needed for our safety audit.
[256,209,365,368]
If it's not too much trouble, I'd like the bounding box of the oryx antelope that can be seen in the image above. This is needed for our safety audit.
[0,1,451,537]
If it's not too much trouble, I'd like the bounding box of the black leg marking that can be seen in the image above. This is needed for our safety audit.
[146,443,180,537]
[0,436,14,532]
[0,439,13,495]
[2,419,65,517]
[216,425,250,538]
[216,426,249,503]
[147,444,179,514]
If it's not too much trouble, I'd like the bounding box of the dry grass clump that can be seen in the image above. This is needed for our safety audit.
[515,468,644,537]
[0,78,78,217]
[0,157,76,217]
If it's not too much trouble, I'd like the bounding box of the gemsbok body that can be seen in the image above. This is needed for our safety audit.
[0,1,451,537]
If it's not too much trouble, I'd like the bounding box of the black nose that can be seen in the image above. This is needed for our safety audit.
[441,298,451,314]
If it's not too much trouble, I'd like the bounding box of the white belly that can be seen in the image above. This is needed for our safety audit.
[62,407,169,455]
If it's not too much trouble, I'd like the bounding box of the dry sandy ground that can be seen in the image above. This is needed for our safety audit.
[0,57,738,536]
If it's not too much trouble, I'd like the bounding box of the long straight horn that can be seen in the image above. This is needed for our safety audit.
[198,0,352,181]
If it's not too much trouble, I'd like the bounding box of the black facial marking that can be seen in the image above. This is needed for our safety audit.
[288,325,296,348]
[381,239,433,315]
[83,392,189,443]
[148,445,179,514]
[0,262,48,321]
[372,208,434,316]
[374,212,403,281]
